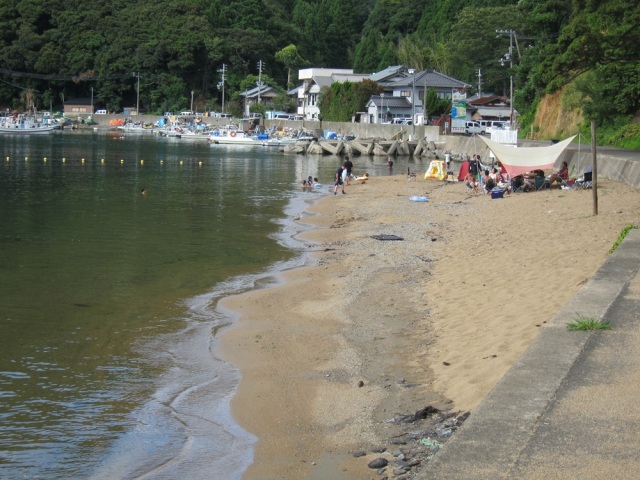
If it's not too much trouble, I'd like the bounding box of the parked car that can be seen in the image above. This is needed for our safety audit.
[95,109,107,115]
[390,117,412,125]
[464,121,484,135]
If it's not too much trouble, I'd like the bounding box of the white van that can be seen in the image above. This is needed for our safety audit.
[391,117,411,125]
[95,109,107,115]
[464,121,484,135]
[479,120,508,134]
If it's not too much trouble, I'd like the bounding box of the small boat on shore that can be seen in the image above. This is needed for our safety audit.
[0,114,55,134]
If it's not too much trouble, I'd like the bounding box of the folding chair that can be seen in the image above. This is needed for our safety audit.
[511,176,525,193]
[534,176,549,191]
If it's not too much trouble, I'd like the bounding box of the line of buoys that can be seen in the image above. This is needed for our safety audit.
[2,157,208,167]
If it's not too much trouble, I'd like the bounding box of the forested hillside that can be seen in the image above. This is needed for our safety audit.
[0,0,637,144]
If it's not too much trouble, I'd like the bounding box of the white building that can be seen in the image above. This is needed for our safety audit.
[296,68,370,120]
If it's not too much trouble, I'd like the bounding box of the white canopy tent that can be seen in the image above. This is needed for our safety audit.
[478,135,577,178]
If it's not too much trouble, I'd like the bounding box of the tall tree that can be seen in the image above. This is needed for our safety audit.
[275,44,307,88]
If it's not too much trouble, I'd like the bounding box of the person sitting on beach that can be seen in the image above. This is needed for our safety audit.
[483,169,496,194]
[548,161,569,185]
[465,171,479,194]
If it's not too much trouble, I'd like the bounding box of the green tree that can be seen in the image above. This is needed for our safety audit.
[275,44,307,88]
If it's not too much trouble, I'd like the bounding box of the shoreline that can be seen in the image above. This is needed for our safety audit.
[217,175,640,479]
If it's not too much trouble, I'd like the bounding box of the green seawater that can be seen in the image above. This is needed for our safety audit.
[0,130,417,478]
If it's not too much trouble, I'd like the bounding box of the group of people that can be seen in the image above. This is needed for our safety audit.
[512,161,569,192]
[465,159,570,196]
[301,176,319,188]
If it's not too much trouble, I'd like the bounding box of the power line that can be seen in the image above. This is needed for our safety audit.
[0,68,142,82]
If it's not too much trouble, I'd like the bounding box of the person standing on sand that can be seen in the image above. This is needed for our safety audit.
[334,165,346,195]
[343,156,353,185]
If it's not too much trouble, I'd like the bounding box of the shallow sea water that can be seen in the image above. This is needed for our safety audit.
[0,130,425,478]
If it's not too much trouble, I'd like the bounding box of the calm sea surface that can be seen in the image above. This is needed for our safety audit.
[0,130,422,479]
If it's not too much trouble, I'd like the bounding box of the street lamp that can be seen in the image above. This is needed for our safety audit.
[190,90,194,113]
[380,93,385,123]
[408,69,416,140]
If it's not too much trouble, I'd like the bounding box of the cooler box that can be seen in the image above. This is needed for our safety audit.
[491,189,504,199]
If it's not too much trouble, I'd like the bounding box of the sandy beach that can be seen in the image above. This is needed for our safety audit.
[219,172,640,480]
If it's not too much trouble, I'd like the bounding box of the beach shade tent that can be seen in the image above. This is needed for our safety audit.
[458,159,508,181]
[477,135,577,178]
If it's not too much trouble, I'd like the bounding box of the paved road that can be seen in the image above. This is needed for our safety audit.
[418,227,640,480]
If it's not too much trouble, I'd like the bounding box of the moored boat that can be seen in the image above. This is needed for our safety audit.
[208,125,260,146]
[0,114,55,134]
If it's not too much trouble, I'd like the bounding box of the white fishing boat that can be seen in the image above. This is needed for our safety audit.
[0,114,55,134]
[116,120,155,134]
[208,125,260,146]
[259,131,315,147]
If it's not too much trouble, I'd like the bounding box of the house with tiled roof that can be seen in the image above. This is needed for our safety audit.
[367,68,470,124]
[467,93,513,122]
[239,84,281,115]
[293,66,469,123]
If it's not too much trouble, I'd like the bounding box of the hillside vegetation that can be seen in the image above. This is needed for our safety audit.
[0,0,637,147]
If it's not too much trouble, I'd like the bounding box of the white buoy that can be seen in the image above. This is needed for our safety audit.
[62,158,66,163]
[101,159,105,164]
[44,157,47,163]
[198,161,202,167]
[5,157,9,162]
[160,160,164,165]
[82,158,85,164]
[180,160,184,166]
[120,159,124,164]
[140,159,144,165]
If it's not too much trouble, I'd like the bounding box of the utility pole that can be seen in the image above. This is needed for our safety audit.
[257,60,265,104]
[477,69,482,97]
[496,29,515,129]
[408,68,415,140]
[217,64,227,113]
[136,72,140,115]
